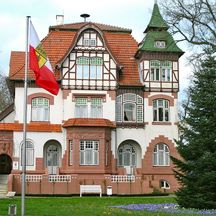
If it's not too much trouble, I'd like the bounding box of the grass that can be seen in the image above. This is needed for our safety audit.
[0,195,212,216]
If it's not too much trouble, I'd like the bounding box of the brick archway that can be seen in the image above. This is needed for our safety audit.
[142,135,180,173]
[0,154,12,174]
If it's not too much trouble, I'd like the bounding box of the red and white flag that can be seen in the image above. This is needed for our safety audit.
[29,21,59,95]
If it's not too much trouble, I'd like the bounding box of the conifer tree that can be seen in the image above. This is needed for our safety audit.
[172,54,216,209]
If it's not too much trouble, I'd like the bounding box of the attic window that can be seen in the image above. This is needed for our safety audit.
[83,32,96,47]
[155,41,166,48]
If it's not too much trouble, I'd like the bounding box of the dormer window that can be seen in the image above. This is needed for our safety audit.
[155,40,166,48]
[77,30,103,47]
[83,32,96,46]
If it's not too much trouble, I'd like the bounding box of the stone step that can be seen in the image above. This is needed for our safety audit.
[0,175,8,197]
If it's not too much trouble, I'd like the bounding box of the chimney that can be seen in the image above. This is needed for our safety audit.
[56,15,64,25]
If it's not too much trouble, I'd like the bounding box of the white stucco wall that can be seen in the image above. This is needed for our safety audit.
[63,89,115,121]
[14,87,63,124]
[13,131,64,171]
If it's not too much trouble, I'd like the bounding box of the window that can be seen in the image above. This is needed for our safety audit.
[32,97,49,121]
[21,141,34,166]
[155,40,166,48]
[162,61,172,82]
[153,99,169,122]
[150,60,160,81]
[118,144,136,167]
[69,140,73,165]
[153,143,170,166]
[83,32,96,47]
[116,93,143,123]
[80,140,99,165]
[150,60,172,82]
[160,180,170,189]
[75,97,103,118]
[76,57,103,80]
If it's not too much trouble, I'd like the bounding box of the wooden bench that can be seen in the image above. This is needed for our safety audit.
[80,185,102,197]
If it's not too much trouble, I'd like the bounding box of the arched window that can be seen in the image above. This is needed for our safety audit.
[21,141,34,166]
[32,97,49,121]
[118,144,136,167]
[153,143,170,166]
[160,180,170,189]
[116,93,143,123]
[153,99,169,122]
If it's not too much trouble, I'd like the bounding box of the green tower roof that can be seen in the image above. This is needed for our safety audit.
[144,3,169,33]
[138,31,183,54]
[137,2,183,56]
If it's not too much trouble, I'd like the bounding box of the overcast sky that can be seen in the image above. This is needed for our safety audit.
[0,0,192,97]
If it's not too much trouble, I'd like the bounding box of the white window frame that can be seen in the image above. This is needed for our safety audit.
[118,144,136,167]
[153,99,169,122]
[80,140,99,165]
[150,60,172,82]
[150,60,160,81]
[153,143,170,166]
[116,93,143,123]
[21,140,34,166]
[160,180,170,189]
[155,40,166,48]
[76,57,103,80]
[75,97,103,118]
[31,97,49,121]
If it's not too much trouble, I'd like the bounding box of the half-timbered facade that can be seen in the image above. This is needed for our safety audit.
[0,2,183,195]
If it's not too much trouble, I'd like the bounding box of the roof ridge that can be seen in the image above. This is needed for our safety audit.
[50,21,132,33]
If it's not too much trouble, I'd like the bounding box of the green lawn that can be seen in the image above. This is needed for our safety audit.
[0,195,211,216]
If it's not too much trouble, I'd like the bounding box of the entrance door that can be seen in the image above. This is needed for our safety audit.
[0,154,12,174]
[46,144,59,175]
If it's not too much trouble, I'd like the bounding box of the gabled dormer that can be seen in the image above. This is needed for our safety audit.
[135,2,184,92]
[61,23,120,90]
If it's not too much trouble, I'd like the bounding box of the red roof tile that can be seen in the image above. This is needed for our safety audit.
[0,123,62,132]
[63,118,116,128]
[50,22,132,33]
[9,22,141,86]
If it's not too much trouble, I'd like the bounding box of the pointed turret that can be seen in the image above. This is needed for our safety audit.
[136,2,183,56]
[144,2,168,33]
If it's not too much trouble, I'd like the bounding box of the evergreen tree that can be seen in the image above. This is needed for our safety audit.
[172,54,216,209]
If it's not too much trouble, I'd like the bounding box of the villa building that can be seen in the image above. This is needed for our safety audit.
[0,2,183,195]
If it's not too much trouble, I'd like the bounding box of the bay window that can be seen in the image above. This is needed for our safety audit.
[116,93,143,123]
[80,140,99,165]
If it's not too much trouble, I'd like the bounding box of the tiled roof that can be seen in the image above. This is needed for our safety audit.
[9,22,141,86]
[9,31,76,81]
[104,32,141,86]
[63,118,116,128]
[49,22,132,33]
[138,31,184,55]
[0,123,62,132]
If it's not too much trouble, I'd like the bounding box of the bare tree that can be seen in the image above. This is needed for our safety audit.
[0,72,13,112]
[160,0,216,54]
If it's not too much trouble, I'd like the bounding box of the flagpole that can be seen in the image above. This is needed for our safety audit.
[21,15,30,216]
